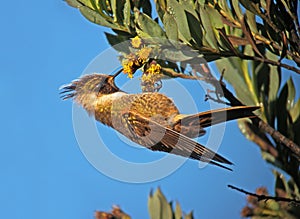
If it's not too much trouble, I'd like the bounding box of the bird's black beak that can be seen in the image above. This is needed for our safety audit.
[111,68,123,79]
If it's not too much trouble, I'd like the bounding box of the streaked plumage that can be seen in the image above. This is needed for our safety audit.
[61,73,259,170]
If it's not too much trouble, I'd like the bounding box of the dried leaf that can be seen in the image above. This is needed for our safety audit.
[241,15,265,58]
[227,35,249,46]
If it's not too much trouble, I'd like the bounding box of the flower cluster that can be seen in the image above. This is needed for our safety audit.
[122,36,152,78]
[141,62,163,92]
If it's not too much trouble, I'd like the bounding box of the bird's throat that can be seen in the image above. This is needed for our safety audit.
[94,91,127,126]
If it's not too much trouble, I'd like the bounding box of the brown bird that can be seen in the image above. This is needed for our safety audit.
[61,70,259,170]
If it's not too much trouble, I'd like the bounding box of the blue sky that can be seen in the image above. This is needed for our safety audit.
[2,1,297,219]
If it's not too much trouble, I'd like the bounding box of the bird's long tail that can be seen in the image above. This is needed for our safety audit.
[173,106,260,137]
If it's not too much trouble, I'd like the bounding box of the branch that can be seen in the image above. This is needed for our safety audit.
[162,66,300,160]
[228,184,300,205]
[211,73,300,161]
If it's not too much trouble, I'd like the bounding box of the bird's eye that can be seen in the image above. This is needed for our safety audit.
[95,83,104,92]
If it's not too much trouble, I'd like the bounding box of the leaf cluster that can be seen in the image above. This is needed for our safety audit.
[65,0,300,218]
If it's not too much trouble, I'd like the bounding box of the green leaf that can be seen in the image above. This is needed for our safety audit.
[104,32,131,53]
[241,15,264,58]
[273,170,292,197]
[148,188,172,219]
[148,189,161,219]
[239,0,261,15]
[155,0,167,21]
[231,0,243,20]
[78,0,94,9]
[163,13,179,42]
[245,10,258,34]
[161,46,200,62]
[156,188,173,219]
[198,5,219,49]
[268,66,280,103]
[79,5,125,31]
[140,0,152,17]
[277,81,288,135]
[184,211,194,219]
[287,77,295,110]
[185,11,203,46]
[218,0,234,21]
[134,9,166,38]
[123,0,131,29]
[265,65,280,125]
[290,98,300,123]
[166,0,192,44]
[216,58,256,105]
[110,0,119,23]
[175,202,182,219]
[65,0,82,8]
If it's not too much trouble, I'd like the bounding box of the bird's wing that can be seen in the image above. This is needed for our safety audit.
[174,106,260,130]
[122,111,232,170]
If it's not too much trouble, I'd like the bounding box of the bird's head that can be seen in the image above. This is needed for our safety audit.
[60,73,120,99]
[60,71,122,113]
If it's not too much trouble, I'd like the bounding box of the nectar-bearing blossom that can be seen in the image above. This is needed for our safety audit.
[121,47,153,78]
[141,63,162,92]
[131,36,142,48]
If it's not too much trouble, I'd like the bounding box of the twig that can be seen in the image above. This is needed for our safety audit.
[228,184,300,205]
[205,91,230,105]
[208,70,300,161]
[223,86,300,161]
[163,66,300,160]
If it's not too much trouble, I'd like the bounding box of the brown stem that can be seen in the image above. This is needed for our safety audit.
[228,184,300,205]
[162,67,300,160]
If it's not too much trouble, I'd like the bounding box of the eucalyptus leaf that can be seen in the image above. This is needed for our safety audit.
[198,5,219,49]
[110,0,120,23]
[184,211,194,219]
[66,0,82,8]
[265,65,280,125]
[163,13,179,42]
[231,0,243,20]
[79,5,125,31]
[148,189,162,219]
[185,11,203,46]
[134,9,166,38]
[268,66,280,103]
[156,188,173,219]
[261,151,276,164]
[166,0,192,44]
[161,46,198,62]
[287,77,295,110]
[216,58,256,105]
[104,32,131,53]
[140,0,152,17]
[123,0,132,29]
[241,15,264,58]
[277,82,288,135]
[273,170,292,197]
[239,0,261,15]
[290,98,300,123]
[78,0,94,9]
[245,10,258,34]
[155,0,167,21]
[175,202,182,219]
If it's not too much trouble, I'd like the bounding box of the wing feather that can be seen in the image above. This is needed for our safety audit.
[122,111,232,170]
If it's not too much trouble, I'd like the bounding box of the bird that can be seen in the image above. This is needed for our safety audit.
[60,70,259,170]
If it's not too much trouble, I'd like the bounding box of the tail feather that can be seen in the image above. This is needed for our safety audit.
[176,106,259,129]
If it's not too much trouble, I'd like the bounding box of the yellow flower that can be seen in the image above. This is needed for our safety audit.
[131,36,142,48]
[145,63,162,75]
[137,47,152,63]
[122,59,134,78]
[141,63,162,92]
